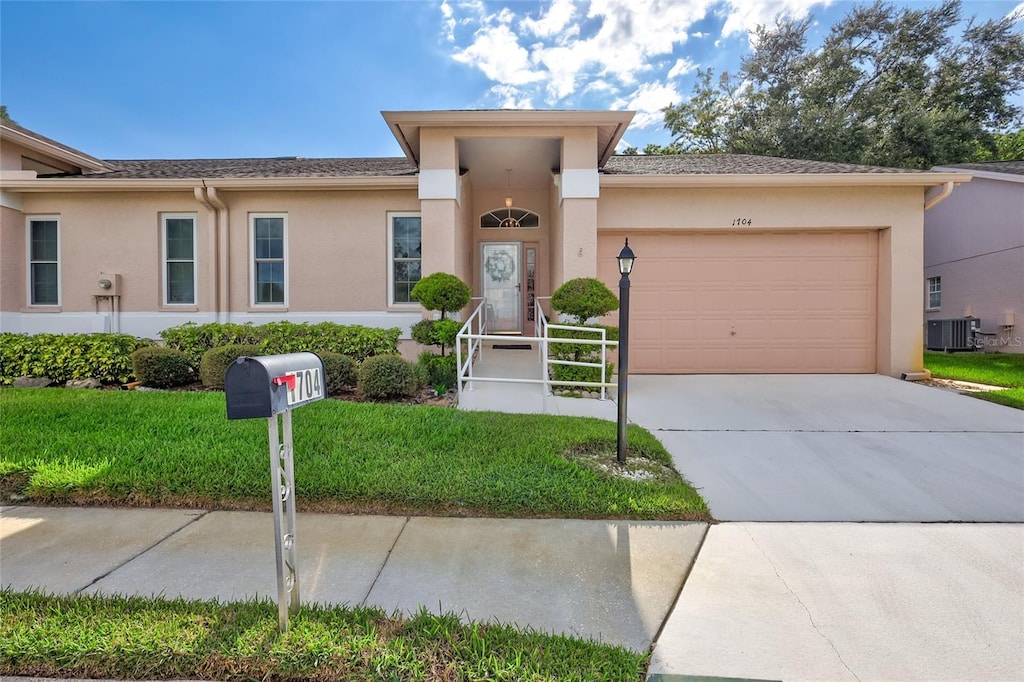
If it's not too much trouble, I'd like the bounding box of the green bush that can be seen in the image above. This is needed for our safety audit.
[159,323,262,369]
[411,318,462,356]
[199,344,261,389]
[411,272,472,318]
[320,352,358,395]
[547,325,617,391]
[258,321,400,361]
[0,332,150,385]
[418,351,458,392]
[357,355,418,400]
[131,347,194,388]
[551,277,619,325]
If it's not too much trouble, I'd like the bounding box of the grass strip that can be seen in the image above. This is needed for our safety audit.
[0,389,708,520]
[0,590,647,681]
[924,351,1024,410]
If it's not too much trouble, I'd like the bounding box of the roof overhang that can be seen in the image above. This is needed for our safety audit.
[933,166,1024,184]
[0,176,420,192]
[382,110,635,168]
[599,171,972,189]
[0,123,112,173]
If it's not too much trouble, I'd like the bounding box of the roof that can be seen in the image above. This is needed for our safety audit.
[46,157,417,180]
[604,154,928,175]
[932,160,1024,177]
[0,121,112,172]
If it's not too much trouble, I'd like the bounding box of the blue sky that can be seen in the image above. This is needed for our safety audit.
[1,0,1021,160]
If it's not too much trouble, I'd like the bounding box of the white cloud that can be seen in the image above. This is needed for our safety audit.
[440,0,455,42]
[489,84,534,109]
[611,81,682,128]
[452,23,545,85]
[521,0,579,39]
[667,57,696,79]
[1008,3,1024,22]
[720,0,832,38]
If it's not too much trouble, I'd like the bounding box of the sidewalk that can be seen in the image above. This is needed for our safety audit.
[0,505,706,654]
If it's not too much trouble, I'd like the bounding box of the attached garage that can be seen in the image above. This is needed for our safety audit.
[597,229,879,374]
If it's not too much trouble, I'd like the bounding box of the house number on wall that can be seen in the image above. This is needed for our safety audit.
[731,218,753,226]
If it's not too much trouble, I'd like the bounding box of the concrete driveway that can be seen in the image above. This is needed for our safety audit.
[628,374,1024,521]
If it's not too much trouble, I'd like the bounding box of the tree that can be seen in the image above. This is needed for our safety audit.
[0,105,15,124]
[550,278,618,325]
[659,0,1024,168]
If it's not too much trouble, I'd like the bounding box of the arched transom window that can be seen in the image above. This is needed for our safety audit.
[480,207,539,229]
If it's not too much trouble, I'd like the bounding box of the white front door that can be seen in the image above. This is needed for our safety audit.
[481,242,521,333]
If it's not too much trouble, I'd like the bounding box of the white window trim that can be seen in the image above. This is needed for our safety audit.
[926,276,941,311]
[162,213,198,306]
[249,213,289,307]
[26,215,61,307]
[387,211,422,307]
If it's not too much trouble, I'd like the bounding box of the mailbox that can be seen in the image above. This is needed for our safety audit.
[225,352,325,420]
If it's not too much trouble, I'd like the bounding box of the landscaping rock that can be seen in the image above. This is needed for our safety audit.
[66,378,103,389]
[13,376,54,388]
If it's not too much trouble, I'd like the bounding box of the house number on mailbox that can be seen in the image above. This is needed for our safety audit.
[282,368,323,406]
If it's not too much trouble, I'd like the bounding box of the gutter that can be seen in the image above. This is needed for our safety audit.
[0,176,419,192]
[924,180,956,211]
[194,186,221,317]
[599,171,973,189]
[205,186,231,324]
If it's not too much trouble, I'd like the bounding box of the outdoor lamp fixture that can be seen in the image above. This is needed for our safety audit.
[501,169,519,227]
[616,238,635,464]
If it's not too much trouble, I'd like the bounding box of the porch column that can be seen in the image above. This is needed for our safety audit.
[558,128,600,282]
[418,128,460,278]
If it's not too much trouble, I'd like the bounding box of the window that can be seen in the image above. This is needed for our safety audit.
[251,214,287,305]
[163,214,196,305]
[28,217,59,306]
[389,213,421,305]
[927,276,941,310]
[481,207,539,228]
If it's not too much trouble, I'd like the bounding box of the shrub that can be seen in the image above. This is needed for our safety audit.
[258,322,400,361]
[410,318,462,356]
[0,332,149,385]
[320,352,358,395]
[131,347,194,388]
[418,351,458,392]
[199,344,261,389]
[551,277,619,325]
[357,355,418,400]
[160,323,263,369]
[547,325,617,392]
[411,272,472,318]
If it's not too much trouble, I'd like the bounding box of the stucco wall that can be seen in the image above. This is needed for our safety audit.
[0,204,26,313]
[597,185,927,376]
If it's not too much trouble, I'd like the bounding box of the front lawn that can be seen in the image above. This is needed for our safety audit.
[0,388,707,520]
[924,351,1024,409]
[0,591,647,681]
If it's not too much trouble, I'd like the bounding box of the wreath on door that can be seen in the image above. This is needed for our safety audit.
[485,251,516,282]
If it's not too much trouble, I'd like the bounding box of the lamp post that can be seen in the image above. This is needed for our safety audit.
[616,239,635,465]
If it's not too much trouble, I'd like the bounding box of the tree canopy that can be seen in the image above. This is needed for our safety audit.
[655,0,1024,168]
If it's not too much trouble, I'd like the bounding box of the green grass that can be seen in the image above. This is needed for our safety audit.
[924,351,1024,410]
[0,388,707,519]
[0,591,647,681]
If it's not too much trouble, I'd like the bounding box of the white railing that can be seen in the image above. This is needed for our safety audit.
[456,296,617,400]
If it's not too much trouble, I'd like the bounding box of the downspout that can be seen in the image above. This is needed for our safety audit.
[205,186,230,324]
[924,181,954,211]
[194,186,220,318]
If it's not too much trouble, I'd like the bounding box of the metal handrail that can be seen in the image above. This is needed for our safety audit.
[455,298,487,400]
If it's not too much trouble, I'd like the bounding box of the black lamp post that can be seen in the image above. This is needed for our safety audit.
[616,239,635,465]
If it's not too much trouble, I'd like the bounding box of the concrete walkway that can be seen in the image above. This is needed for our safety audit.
[0,505,705,654]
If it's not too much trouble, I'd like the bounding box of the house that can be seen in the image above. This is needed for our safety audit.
[926,161,1024,353]
[0,110,968,376]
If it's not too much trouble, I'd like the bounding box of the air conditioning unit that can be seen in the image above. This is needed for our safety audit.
[926,318,979,352]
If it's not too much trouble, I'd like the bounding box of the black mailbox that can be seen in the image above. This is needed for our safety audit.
[225,352,326,419]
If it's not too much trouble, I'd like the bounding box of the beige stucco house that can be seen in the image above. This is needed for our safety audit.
[926,161,1023,353]
[1,110,968,376]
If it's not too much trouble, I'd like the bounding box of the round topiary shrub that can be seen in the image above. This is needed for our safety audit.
[199,344,261,389]
[411,272,471,318]
[321,351,358,395]
[551,277,619,325]
[131,346,194,388]
[357,355,417,400]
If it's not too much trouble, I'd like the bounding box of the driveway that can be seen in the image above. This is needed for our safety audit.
[628,374,1024,521]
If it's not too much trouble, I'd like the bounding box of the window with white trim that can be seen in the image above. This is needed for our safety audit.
[163,214,197,305]
[927,276,941,310]
[251,214,287,305]
[28,216,60,306]
[388,213,421,305]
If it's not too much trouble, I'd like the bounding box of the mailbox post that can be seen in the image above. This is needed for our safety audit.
[225,352,325,633]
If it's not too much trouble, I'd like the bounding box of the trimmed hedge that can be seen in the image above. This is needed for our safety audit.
[551,277,619,325]
[0,333,150,385]
[199,344,261,389]
[358,355,418,400]
[160,321,401,369]
[130,347,194,388]
[321,352,358,395]
[418,351,458,392]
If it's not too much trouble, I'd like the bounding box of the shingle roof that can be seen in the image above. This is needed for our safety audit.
[604,154,928,175]
[44,157,418,179]
[933,160,1024,176]
[1,120,111,169]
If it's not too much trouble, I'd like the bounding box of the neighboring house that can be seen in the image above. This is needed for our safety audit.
[926,161,1024,353]
[1,110,968,376]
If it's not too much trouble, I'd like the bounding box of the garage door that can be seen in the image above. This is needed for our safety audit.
[596,230,878,373]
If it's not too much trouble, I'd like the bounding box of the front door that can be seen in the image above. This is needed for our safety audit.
[481,242,521,333]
